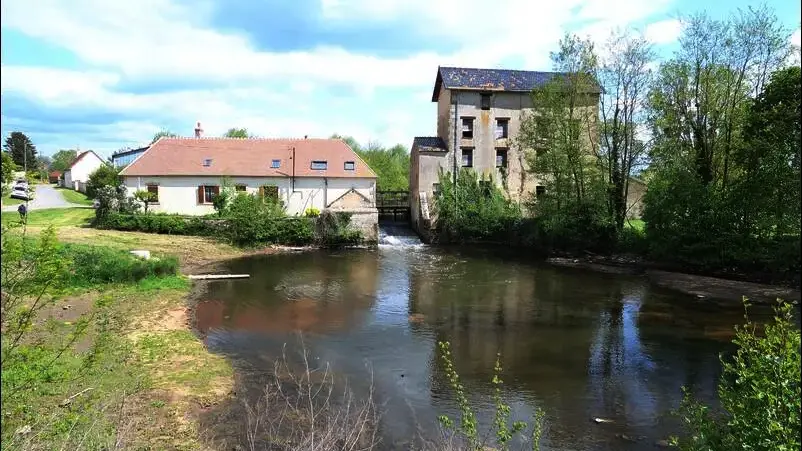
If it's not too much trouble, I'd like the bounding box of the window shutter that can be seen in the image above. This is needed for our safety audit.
[212,186,220,196]
[197,186,204,204]
[259,186,265,199]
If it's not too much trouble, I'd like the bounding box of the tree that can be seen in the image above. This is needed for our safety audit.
[133,190,157,213]
[37,155,52,171]
[50,150,79,172]
[330,134,410,191]
[85,165,121,199]
[224,128,252,138]
[3,132,37,169]
[151,129,178,143]
[2,152,17,196]
[594,30,654,232]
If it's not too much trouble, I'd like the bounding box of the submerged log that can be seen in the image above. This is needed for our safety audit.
[187,274,250,280]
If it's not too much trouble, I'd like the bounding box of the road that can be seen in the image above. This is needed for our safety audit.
[2,184,87,211]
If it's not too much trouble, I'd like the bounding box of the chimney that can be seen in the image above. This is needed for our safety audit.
[194,122,203,138]
[304,135,308,139]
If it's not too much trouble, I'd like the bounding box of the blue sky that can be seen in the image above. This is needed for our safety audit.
[1,0,799,158]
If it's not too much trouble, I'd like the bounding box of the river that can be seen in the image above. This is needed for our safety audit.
[191,230,776,450]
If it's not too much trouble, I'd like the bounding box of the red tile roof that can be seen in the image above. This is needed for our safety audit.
[120,138,377,178]
[67,150,104,170]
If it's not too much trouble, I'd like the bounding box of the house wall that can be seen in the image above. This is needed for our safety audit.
[122,175,376,217]
[70,154,105,185]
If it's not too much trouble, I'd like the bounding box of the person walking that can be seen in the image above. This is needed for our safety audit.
[17,203,27,223]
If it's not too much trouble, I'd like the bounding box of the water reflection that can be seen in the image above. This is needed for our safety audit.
[193,246,774,450]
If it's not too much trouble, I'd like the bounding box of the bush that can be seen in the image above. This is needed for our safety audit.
[672,300,800,451]
[304,207,321,218]
[61,244,179,285]
[314,210,362,246]
[96,212,219,236]
[225,193,314,246]
[85,165,121,199]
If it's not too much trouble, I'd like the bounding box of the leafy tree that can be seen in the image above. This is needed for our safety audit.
[223,127,252,138]
[37,155,52,170]
[672,300,800,451]
[331,134,410,191]
[3,132,37,169]
[85,165,121,199]
[133,190,157,213]
[50,149,79,172]
[151,129,178,143]
[2,152,17,185]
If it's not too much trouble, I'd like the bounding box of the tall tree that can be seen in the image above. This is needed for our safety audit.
[50,149,79,172]
[3,132,37,169]
[2,152,17,187]
[37,155,53,170]
[151,129,178,143]
[330,134,409,191]
[224,128,251,138]
[594,30,654,232]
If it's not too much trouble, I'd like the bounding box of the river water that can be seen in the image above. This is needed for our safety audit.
[192,232,776,450]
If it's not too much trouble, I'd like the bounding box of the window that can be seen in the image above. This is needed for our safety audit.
[461,148,473,167]
[495,118,509,139]
[235,184,247,192]
[344,161,355,171]
[271,159,281,169]
[198,185,219,204]
[146,184,159,203]
[202,158,212,167]
[311,160,328,170]
[481,93,491,110]
[536,185,546,197]
[461,117,474,139]
[495,148,508,168]
[260,185,279,202]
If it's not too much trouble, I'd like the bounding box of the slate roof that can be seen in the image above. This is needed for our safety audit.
[412,137,448,152]
[432,66,600,101]
[120,137,377,178]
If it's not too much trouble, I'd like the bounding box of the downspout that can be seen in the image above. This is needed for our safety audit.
[453,91,459,217]
[291,146,296,192]
[324,177,328,209]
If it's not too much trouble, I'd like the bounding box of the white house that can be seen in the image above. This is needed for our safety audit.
[119,137,378,217]
[64,150,105,192]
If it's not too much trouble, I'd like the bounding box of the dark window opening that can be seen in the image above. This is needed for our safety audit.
[495,118,509,139]
[202,158,213,167]
[260,185,279,202]
[461,148,473,167]
[461,117,474,139]
[147,185,159,203]
[481,93,491,110]
[495,148,508,168]
[344,161,355,171]
[536,185,546,197]
[235,184,247,192]
[311,160,328,170]
[271,159,281,168]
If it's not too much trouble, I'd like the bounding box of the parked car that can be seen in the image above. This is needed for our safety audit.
[9,187,31,201]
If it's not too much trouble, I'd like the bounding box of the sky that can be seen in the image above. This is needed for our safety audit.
[1,0,800,159]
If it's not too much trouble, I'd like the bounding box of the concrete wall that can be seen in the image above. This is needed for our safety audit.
[122,175,376,216]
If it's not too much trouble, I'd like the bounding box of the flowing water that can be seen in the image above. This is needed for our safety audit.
[193,228,777,450]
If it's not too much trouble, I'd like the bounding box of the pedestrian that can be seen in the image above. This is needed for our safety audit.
[17,203,27,223]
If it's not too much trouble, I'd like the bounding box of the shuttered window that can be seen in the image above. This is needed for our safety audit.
[197,185,219,204]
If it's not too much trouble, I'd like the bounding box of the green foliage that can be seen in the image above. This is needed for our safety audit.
[223,127,251,138]
[60,244,179,286]
[332,134,409,191]
[1,151,17,191]
[94,184,140,223]
[151,129,178,143]
[224,192,314,246]
[212,176,236,216]
[672,299,800,451]
[314,210,362,246]
[3,131,37,168]
[432,169,522,243]
[304,207,321,218]
[85,164,121,199]
[95,212,219,236]
[437,341,544,451]
[50,149,78,172]
[133,190,158,213]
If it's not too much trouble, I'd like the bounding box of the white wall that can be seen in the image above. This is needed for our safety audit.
[122,175,375,216]
[70,153,105,184]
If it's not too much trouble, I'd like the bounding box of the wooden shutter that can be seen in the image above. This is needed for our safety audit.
[259,186,265,199]
[211,186,220,197]
[197,186,204,204]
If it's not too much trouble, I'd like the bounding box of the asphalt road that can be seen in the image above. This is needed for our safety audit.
[2,184,86,211]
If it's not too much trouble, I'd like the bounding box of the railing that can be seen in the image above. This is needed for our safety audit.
[376,190,410,222]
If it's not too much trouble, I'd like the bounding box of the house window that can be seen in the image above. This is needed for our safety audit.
[202,158,212,167]
[260,185,279,202]
[495,148,508,168]
[495,118,509,139]
[146,184,159,203]
[461,117,474,139]
[481,93,491,110]
[235,184,247,192]
[461,148,473,167]
[311,160,328,170]
[536,185,546,197]
[344,161,355,171]
[271,159,281,168]
[198,185,219,204]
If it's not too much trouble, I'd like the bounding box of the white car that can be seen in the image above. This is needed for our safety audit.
[9,187,31,201]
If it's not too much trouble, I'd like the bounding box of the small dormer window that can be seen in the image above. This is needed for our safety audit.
[344,161,355,171]
[271,159,281,168]
[202,158,212,167]
[311,160,327,170]
[481,93,491,110]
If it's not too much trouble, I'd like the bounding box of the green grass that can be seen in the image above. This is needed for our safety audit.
[1,207,94,227]
[1,193,24,206]
[56,187,93,205]
[625,218,645,232]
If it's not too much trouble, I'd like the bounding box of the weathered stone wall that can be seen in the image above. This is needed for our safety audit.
[626,179,647,219]
[337,208,378,243]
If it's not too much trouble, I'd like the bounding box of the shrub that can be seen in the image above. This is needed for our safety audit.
[96,212,219,236]
[225,193,314,246]
[61,244,179,285]
[85,165,121,199]
[304,207,321,218]
[93,184,140,223]
[314,210,362,246]
[672,299,800,451]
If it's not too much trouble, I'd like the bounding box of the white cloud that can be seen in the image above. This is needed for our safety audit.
[0,0,677,153]
[792,28,801,48]
[644,18,682,44]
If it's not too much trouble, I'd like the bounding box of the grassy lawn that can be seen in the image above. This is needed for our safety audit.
[1,207,95,227]
[1,192,24,206]
[56,186,94,205]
